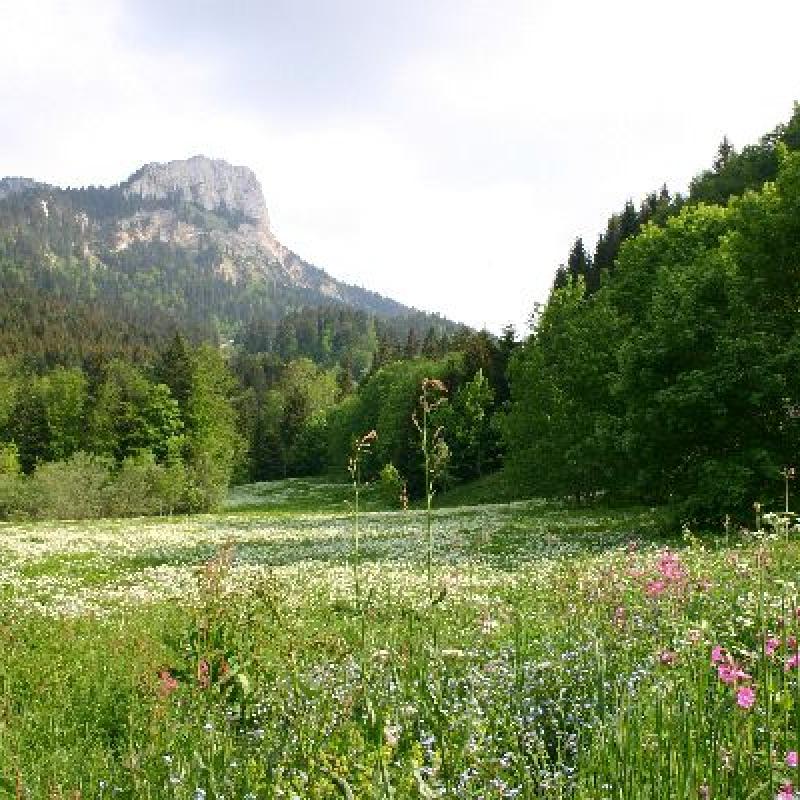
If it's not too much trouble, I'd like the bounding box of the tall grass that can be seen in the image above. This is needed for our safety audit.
[348,430,376,615]
[2,477,800,796]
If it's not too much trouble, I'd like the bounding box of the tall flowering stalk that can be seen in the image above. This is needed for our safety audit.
[412,378,449,606]
[348,430,376,612]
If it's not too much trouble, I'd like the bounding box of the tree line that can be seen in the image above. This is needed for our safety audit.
[6,105,800,523]
[0,310,517,519]
[504,104,800,522]
[231,323,515,492]
[0,339,240,518]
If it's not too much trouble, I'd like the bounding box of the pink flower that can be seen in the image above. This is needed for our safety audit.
[711,646,725,664]
[786,654,799,672]
[766,637,781,656]
[778,782,794,800]
[646,579,666,597]
[788,751,799,768]
[158,670,178,697]
[657,550,686,581]
[736,686,756,709]
[660,650,676,666]
[718,664,749,685]
[718,664,735,684]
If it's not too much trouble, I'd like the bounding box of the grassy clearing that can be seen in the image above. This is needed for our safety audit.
[1,481,799,797]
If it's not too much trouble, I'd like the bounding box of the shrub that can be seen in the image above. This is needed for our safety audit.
[378,462,406,509]
[28,451,113,520]
[107,451,165,517]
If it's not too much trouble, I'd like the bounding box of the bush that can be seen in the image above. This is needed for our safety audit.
[0,447,206,521]
[107,452,166,517]
[28,452,113,520]
[185,452,228,513]
[378,462,406,509]
[0,474,23,519]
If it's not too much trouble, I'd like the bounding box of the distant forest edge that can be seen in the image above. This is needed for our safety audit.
[0,170,462,368]
[1,103,800,522]
[508,102,800,522]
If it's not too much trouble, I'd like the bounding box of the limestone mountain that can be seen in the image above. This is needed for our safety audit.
[0,156,453,364]
[125,156,269,223]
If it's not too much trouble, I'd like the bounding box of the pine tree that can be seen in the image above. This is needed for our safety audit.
[404,328,419,360]
[154,333,193,412]
[713,136,735,172]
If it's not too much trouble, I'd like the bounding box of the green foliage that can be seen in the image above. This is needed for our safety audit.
[109,451,175,517]
[0,448,195,521]
[505,278,623,501]
[511,126,800,522]
[328,357,456,495]
[551,104,800,302]
[89,360,184,463]
[0,440,20,475]
[323,348,509,498]
[26,451,114,520]
[436,368,500,482]
[8,378,50,472]
[248,358,339,481]
[688,103,800,205]
[378,462,406,509]
[0,442,22,516]
[0,337,252,519]
[183,345,243,510]
[38,366,88,461]
[0,357,18,428]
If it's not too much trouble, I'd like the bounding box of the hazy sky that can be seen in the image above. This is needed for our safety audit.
[3,0,800,334]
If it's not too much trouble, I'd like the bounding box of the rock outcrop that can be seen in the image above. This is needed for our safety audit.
[0,155,414,322]
[124,155,270,226]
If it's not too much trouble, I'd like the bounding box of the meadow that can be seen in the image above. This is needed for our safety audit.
[1,478,799,798]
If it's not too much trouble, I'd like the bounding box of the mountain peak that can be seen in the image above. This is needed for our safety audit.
[0,157,427,334]
[123,155,269,226]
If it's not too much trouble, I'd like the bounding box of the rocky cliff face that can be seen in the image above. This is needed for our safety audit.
[0,155,412,322]
[124,155,270,226]
[111,156,326,291]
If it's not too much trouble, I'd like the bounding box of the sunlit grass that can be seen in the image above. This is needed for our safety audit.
[1,480,799,797]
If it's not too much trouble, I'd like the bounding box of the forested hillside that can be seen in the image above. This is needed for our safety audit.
[0,158,505,518]
[0,166,460,369]
[505,103,800,522]
[4,107,800,524]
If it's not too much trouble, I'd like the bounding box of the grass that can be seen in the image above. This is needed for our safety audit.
[226,475,388,514]
[1,478,799,797]
[434,469,537,508]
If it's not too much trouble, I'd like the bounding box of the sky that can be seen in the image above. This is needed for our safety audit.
[3,1,800,335]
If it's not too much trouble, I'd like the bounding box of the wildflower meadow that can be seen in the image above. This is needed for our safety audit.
[1,476,800,798]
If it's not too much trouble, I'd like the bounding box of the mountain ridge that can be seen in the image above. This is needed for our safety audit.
[0,155,454,322]
[0,155,461,367]
[0,155,387,307]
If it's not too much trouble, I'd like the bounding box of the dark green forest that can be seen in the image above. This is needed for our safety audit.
[506,103,800,522]
[2,105,800,521]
